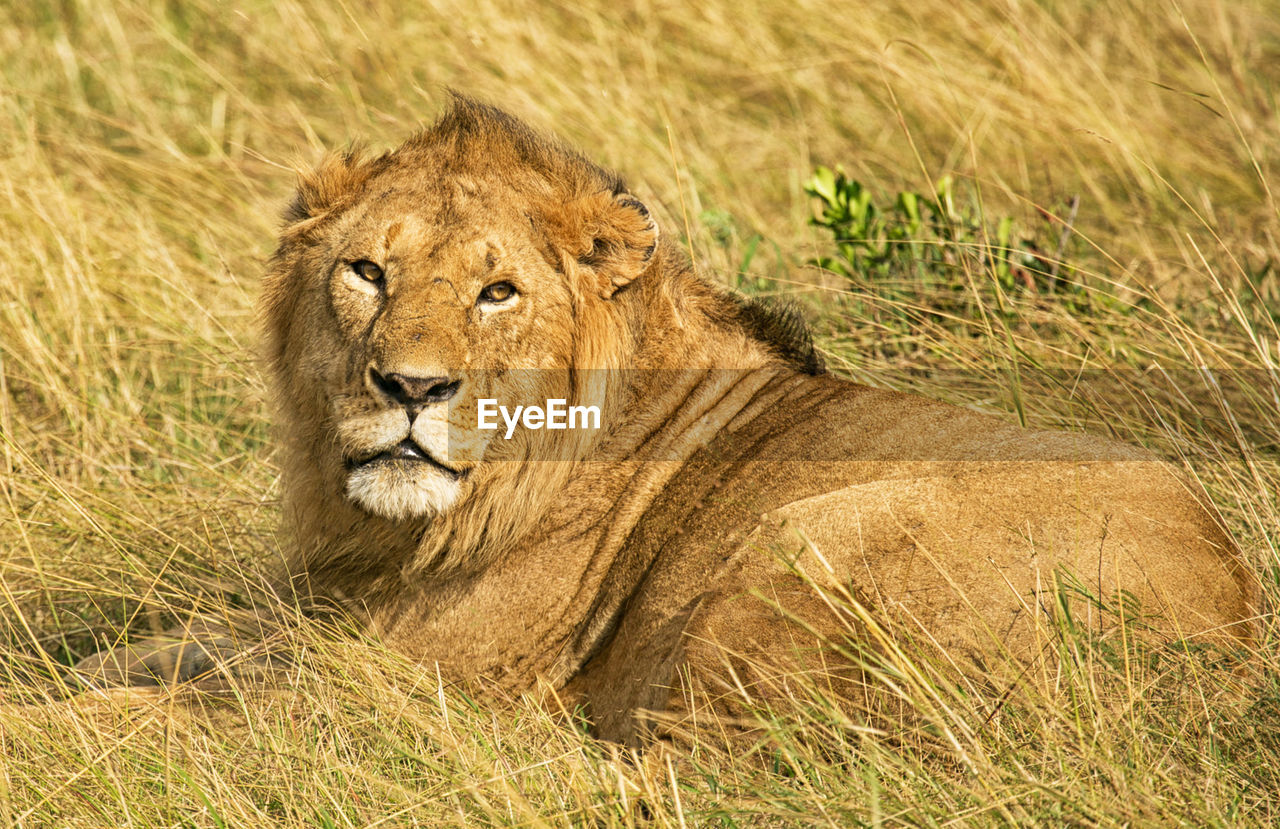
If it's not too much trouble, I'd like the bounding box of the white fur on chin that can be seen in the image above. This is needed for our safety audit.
[346,463,462,520]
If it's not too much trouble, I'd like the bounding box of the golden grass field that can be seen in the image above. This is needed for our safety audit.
[1,0,1278,824]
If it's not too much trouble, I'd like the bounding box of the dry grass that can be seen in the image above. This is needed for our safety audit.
[0,0,1278,825]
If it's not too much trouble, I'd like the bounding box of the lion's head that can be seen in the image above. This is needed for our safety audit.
[262,96,669,530]
[262,95,820,592]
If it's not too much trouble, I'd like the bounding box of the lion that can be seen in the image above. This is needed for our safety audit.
[75,95,1259,746]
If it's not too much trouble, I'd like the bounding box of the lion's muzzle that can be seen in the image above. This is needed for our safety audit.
[334,382,468,520]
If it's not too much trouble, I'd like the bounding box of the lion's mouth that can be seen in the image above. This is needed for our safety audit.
[349,439,465,479]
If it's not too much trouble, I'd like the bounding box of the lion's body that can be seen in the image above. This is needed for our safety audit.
[78,96,1257,744]
[337,371,1255,743]
[562,377,1255,740]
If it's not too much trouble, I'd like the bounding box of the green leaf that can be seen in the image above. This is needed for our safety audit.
[807,166,837,205]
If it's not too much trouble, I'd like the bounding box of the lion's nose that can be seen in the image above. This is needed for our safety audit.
[368,367,460,411]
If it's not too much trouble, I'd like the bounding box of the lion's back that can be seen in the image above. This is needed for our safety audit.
[567,374,1258,743]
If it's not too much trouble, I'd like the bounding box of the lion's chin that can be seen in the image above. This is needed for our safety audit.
[345,462,463,521]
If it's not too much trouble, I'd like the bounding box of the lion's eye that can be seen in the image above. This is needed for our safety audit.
[351,260,384,283]
[478,281,517,304]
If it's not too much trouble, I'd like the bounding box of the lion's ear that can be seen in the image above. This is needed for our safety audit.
[548,191,659,298]
[283,150,376,226]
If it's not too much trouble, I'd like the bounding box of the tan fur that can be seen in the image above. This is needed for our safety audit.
[253,96,1257,744]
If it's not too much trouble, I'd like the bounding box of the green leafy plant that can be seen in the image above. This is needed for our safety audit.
[804,166,1101,315]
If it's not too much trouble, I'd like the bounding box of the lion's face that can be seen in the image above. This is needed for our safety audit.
[319,184,579,520]
[265,122,659,524]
